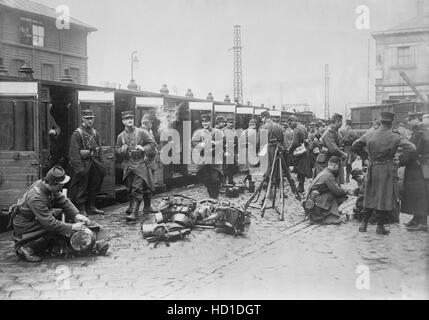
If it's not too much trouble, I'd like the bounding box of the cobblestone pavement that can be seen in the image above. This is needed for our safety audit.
[0,173,428,300]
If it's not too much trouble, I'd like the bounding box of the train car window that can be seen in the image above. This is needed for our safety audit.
[0,100,35,151]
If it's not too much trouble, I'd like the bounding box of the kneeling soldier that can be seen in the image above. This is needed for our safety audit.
[11,166,90,262]
[116,111,157,221]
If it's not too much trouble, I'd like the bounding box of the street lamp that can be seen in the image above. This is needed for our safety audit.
[127,51,139,90]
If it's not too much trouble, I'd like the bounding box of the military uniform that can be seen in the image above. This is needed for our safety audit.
[68,108,105,215]
[401,113,429,231]
[339,122,358,183]
[223,117,239,185]
[141,118,159,204]
[239,120,259,182]
[12,167,79,261]
[305,166,348,224]
[289,121,312,192]
[260,115,284,176]
[191,113,224,199]
[116,111,156,221]
[352,112,416,234]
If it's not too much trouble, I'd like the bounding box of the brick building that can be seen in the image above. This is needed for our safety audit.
[372,0,429,104]
[0,0,96,84]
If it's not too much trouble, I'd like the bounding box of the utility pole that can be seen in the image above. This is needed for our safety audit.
[233,25,243,104]
[325,64,330,119]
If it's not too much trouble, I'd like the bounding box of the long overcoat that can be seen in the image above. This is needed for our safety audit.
[289,124,312,178]
[352,125,416,212]
[401,123,429,217]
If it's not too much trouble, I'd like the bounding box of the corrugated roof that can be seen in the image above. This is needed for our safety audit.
[0,0,97,31]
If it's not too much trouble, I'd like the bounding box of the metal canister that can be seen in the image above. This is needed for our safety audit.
[171,213,190,227]
[141,224,166,238]
[69,228,96,253]
[155,212,164,224]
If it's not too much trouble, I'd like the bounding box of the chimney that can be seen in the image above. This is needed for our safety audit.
[206,92,214,101]
[417,0,424,17]
[185,89,194,98]
[224,95,231,103]
[160,84,169,95]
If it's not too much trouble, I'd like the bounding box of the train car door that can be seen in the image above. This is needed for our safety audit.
[188,101,213,174]
[213,103,235,127]
[0,82,40,210]
[77,91,115,199]
[236,106,253,130]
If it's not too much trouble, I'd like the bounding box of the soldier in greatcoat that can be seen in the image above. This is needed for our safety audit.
[288,115,312,193]
[116,111,157,222]
[259,111,284,176]
[191,113,224,199]
[68,108,105,216]
[401,112,429,232]
[352,112,416,235]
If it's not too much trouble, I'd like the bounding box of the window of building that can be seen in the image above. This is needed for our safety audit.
[20,18,44,47]
[41,64,54,81]
[70,68,80,84]
[11,59,25,76]
[397,46,413,66]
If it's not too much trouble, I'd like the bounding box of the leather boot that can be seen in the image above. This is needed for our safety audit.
[376,214,390,235]
[77,203,88,216]
[126,200,141,222]
[125,200,133,214]
[143,193,157,214]
[404,215,418,227]
[16,244,42,262]
[358,211,370,232]
[87,200,104,215]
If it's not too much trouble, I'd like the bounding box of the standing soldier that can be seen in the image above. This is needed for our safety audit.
[240,117,260,183]
[191,113,224,199]
[401,112,429,232]
[352,112,416,235]
[116,111,157,222]
[223,116,238,186]
[288,115,312,193]
[314,113,347,182]
[307,121,321,172]
[339,120,358,183]
[260,110,284,176]
[141,117,159,198]
[69,107,105,216]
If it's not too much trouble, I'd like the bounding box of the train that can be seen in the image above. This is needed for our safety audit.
[0,75,318,211]
[350,101,425,135]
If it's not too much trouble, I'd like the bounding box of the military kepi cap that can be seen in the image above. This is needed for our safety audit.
[121,110,135,119]
[45,166,70,184]
[287,115,298,123]
[260,110,270,118]
[226,116,235,122]
[82,108,95,118]
[380,111,394,122]
[330,113,343,122]
[407,112,423,121]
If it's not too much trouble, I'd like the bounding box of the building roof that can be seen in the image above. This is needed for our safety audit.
[372,14,429,37]
[0,0,97,32]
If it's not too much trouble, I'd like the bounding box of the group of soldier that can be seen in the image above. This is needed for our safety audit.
[9,105,429,263]
[9,107,159,262]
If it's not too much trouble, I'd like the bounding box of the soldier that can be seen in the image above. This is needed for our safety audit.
[116,111,157,222]
[223,116,239,185]
[304,156,353,225]
[314,113,347,182]
[240,118,260,183]
[401,112,429,232]
[260,110,284,176]
[141,117,159,194]
[191,113,224,199]
[307,121,321,171]
[68,107,105,216]
[339,120,358,183]
[11,166,90,262]
[288,115,312,193]
[352,112,416,235]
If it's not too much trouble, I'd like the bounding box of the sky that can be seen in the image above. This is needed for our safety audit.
[35,0,421,118]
